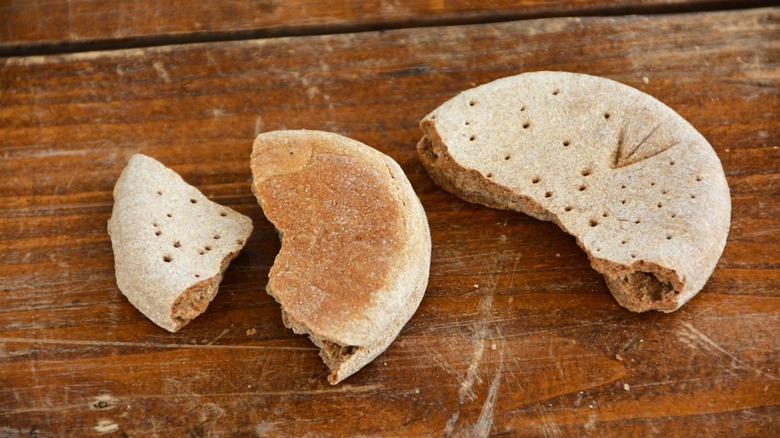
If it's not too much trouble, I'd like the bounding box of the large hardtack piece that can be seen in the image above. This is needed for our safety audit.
[418,71,731,312]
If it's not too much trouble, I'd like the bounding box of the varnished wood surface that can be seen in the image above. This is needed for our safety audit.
[0,0,769,55]
[1,5,779,437]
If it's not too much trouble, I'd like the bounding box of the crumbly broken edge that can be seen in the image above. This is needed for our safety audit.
[276,304,362,383]
[418,134,684,313]
[169,247,244,331]
[264,222,424,385]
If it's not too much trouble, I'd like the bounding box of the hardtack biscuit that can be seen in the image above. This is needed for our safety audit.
[418,71,730,312]
[251,130,431,384]
[107,154,253,331]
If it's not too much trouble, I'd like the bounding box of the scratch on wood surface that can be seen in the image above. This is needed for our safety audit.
[207,329,230,345]
[7,148,90,159]
[256,421,278,436]
[206,51,225,76]
[678,322,779,381]
[422,341,461,379]
[138,384,384,398]
[584,413,598,431]
[7,402,96,415]
[462,294,495,400]
[539,405,563,438]
[198,402,225,423]
[0,337,318,352]
[254,115,264,136]
[0,383,384,417]
[207,107,227,118]
[459,331,485,403]
[4,48,159,67]
[444,293,495,435]
[66,0,76,39]
[28,358,53,430]
[473,345,504,436]
[94,419,119,434]
[196,347,254,413]
[152,61,172,83]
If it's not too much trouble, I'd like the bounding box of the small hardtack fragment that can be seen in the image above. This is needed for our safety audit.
[107,154,253,332]
[418,71,730,312]
[251,130,431,384]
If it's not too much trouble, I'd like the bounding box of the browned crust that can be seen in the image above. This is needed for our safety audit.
[251,130,431,383]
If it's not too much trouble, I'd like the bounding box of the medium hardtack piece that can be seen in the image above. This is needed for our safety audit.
[418,71,730,312]
[251,130,431,384]
[107,154,253,332]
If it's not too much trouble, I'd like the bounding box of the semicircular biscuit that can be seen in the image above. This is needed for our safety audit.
[251,130,431,384]
[107,154,253,332]
[418,71,730,312]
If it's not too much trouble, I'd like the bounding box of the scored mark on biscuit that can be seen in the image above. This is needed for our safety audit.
[613,123,681,169]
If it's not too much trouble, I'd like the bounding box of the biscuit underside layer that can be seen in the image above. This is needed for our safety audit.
[418,71,731,312]
[251,130,431,383]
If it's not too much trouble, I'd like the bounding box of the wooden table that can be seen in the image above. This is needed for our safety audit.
[2,2,778,436]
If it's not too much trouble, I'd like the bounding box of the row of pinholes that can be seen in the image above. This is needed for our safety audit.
[153,189,244,279]
[463,86,707,259]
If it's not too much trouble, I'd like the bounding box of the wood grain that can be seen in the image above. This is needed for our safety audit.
[1,6,779,436]
[0,0,767,55]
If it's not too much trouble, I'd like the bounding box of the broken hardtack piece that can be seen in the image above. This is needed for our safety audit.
[251,130,431,384]
[107,154,253,332]
[418,71,730,312]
